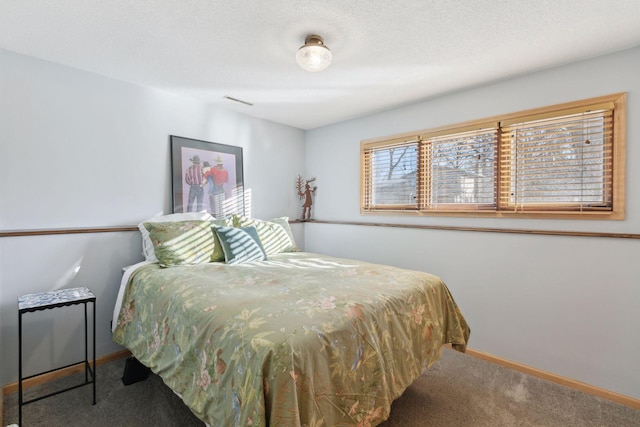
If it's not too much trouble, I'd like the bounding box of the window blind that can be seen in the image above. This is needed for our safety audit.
[499,106,614,211]
[360,93,624,219]
[361,138,419,210]
[421,126,497,210]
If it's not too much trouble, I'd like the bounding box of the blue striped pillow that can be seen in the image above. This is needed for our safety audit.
[213,226,267,264]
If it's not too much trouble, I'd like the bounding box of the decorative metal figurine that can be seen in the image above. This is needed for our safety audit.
[296,175,317,220]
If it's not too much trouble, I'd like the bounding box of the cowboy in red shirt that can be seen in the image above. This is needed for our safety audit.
[204,155,229,216]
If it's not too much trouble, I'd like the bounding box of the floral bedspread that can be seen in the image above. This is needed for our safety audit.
[113,252,470,426]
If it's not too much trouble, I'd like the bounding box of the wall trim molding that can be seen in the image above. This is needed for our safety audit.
[0,220,306,238]
[0,349,130,426]
[0,226,138,238]
[2,349,131,396]
[306,219,640,239]
[7,219,636,240]
[464,348,640,410]
[3,347,638,412]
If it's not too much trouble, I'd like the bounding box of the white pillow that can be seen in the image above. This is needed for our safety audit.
[138,212,214,263]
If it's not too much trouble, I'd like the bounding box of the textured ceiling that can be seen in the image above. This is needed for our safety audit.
[1,1,640,130]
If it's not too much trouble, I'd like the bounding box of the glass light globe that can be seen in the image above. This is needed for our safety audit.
[296,35,332,72]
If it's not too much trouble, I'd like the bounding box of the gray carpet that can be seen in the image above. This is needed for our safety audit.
[4,349,640,426]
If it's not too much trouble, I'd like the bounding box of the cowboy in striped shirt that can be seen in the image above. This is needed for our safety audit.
[185,155,204,212]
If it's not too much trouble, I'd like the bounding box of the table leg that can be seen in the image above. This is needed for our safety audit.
[18,311,23,426]
[93,300,96,405]
[85,302,88,384]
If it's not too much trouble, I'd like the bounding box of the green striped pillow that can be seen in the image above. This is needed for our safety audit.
[232,215,298,255]
[144,220,215,267]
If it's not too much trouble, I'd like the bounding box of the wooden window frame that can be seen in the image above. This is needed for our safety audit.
[361,93,626,220]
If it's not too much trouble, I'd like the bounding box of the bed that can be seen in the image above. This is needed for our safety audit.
[112,215,470,426]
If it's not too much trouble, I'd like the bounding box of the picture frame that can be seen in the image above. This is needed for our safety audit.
[170,135,245,217]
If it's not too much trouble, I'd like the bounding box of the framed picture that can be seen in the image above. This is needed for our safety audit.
[170,135,245,217]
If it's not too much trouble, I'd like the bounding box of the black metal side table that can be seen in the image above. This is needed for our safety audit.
[18,286,96,425]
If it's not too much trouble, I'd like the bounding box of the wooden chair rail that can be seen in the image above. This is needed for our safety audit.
[0,220,307,238]
[0,226,138,238]
[1,219,638,239]
[306,219,640,239]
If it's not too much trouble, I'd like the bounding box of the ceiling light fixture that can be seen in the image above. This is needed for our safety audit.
[296,35,332,72]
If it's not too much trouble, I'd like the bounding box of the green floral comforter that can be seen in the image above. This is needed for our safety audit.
[113,252,470,426]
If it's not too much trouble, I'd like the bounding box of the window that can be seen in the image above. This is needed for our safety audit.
[361,137,419,211]
[361,93,626,219]
[421,124,497,211]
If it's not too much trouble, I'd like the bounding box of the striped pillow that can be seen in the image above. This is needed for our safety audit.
[144,220,215,267]
[232,215,298,255]
[213,226,267,264]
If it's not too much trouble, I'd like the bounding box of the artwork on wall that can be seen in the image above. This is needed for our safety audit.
[296,175,317,220]
[170,135,245,218]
